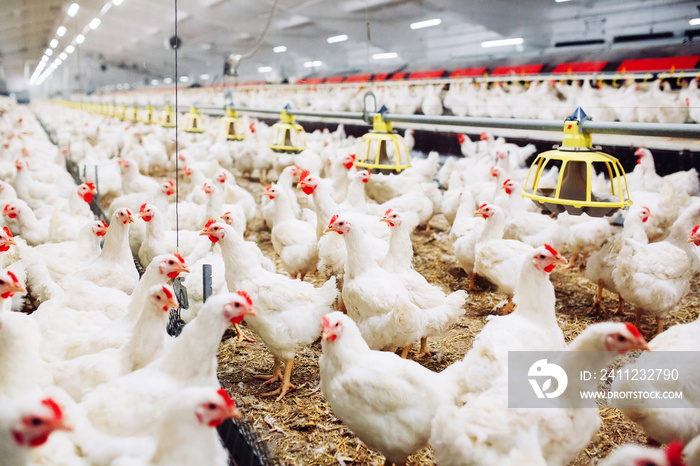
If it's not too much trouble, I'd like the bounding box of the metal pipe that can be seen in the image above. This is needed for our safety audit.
[382,114,564,132]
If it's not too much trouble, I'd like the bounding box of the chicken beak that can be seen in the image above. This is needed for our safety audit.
[379,217,391,224]
[296,182,305,189]
[225,404,242,420]
[244,306,256,317]
[474,209,484,217]
[11,282,27,294]
[555,255,568,266]
[688,236,697,244]
[5,237,16,246]
[199,229,210,236]
[638,339,651,351]
[165,296,179,310]
[177,264,191,274]
[51,418,73,432]
[323,225,334,233]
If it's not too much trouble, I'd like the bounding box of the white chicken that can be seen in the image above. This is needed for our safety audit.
[200,221,338,400]
[263,184,318,280]
[320,312,454,466]
[473,204,534,313]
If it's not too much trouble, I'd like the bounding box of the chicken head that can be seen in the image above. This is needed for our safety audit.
[321,312,344,342]
[0,226,16,251]
[3,203,20,219]
[161,180,175,197]
[531,244,568,273]
[0,270,26,298]
[113,208,135,225]
[380,208,402,227]
[194,389,242,427]
[157,253,190,279]
[91,220,108,237]
[324,214,351,235]
[225,291,256,324]
[358,170,371,184]
[149,284,179,312]
[77,182,96,203]
[10,398,71,448]
[138,203,155,222]
[200,220,226,243]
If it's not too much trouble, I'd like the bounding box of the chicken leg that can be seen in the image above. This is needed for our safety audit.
[234,323,255,343]
[261,358,296,401]
[615,295,625,316]
[634,308,643,329]
[255,358,283,384]
[468,272,478,291]
[502,299,515,315]
[589,279,604,315]
[400,345,412,359]
[415,337,431,358]
[564,253,579,269]
[655,316,664,336]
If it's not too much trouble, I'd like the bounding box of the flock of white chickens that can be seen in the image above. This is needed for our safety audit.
[112,76,700,124]
[0,91,699,466]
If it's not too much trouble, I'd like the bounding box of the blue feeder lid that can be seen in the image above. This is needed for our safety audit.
[565,107,592,122]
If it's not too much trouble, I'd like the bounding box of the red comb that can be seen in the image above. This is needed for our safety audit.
[692,225,700,236]
[237,290,253,306]
[642,206,650,213]
[3,204,10,213]
[503,179,511,186]
[139,203,147,213]
[166,180,174,187]
[101,220,108,228]
[174,252,185,264]
[328,214,339,227]
[665,441,685,466]
[41,399,63,420]
[322,315,330,328]
[222,211,231,217]
[544,244,559,256]
[350,153,356,161]
[3,227,12,237]
[625,322,643,338]
[384,208,393,216]
[204,219,216,229]
[479,203,488,210]
[86,182,95,190]
[265,185,272,192]
[162,285,174,300]
[125,209,133,216]
[7,270,19,284]
[299,169,311,182]
[217,389,235,408]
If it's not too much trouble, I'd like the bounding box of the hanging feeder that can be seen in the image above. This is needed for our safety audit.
[139,105,154,125]
[267,104,306,153]
[221,106,246,141]
[521,107,632,217]
[124,105,139,122]
[160,105,176,128]
[115,104,127,120]
[354,92,411,173]
[184,106,206,133]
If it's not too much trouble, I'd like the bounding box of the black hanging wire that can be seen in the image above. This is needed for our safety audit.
[174,0,180,249]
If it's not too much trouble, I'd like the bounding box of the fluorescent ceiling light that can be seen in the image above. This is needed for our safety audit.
[410,18,441,29]
[199,74,210,80]
[151,79,159,85]
[273,46,287,53]
[50,39,59,48]
[67,3,80,16]
[55,58,62,65]
[164,77,173,83]
[258,66,272,73]
[65,45,75,53]
[113,0,124,5]
[327,34,348,43]
[45,49,53,56]
[89,18,101,29]
[372,52,398,59]
[75,34,85,44]
[41,55,49,62]
[303,60,322,67]
[690,18,700,26]
[555,0,573,2]
[179,76,189,82]
[57,26,66,36]
[481,37,524,48]
[59,52,67,60]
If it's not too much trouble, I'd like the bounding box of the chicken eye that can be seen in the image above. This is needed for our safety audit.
[156,296,161,300]
[339,222,344,226]
[539,255,546,259]
[0,280,5,285]
[168,261,174,265]
[617,335,626,342]
[234,302,240,307]
[30,418,43,426]
[208,403,217,410]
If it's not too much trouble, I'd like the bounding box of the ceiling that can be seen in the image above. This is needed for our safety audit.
[1,0,700,94]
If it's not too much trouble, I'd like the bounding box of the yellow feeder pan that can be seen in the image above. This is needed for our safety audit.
[115,105,127,120]
[160,105,176,128]
[267,105,306,154]
[521,107,632,217]
[184,107,206,133]
[354,105,411,173]
[221,106,246,141]
[125,105,139,123]
[139,106,154,125]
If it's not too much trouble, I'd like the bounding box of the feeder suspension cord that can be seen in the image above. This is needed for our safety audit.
[174,0,179,249]
[230,0,280,75]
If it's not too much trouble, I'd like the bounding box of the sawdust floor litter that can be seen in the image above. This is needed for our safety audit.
[216,182,698,465]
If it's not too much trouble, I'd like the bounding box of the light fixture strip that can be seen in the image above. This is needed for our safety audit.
[410,18,441,29]
[480,37,524,48]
